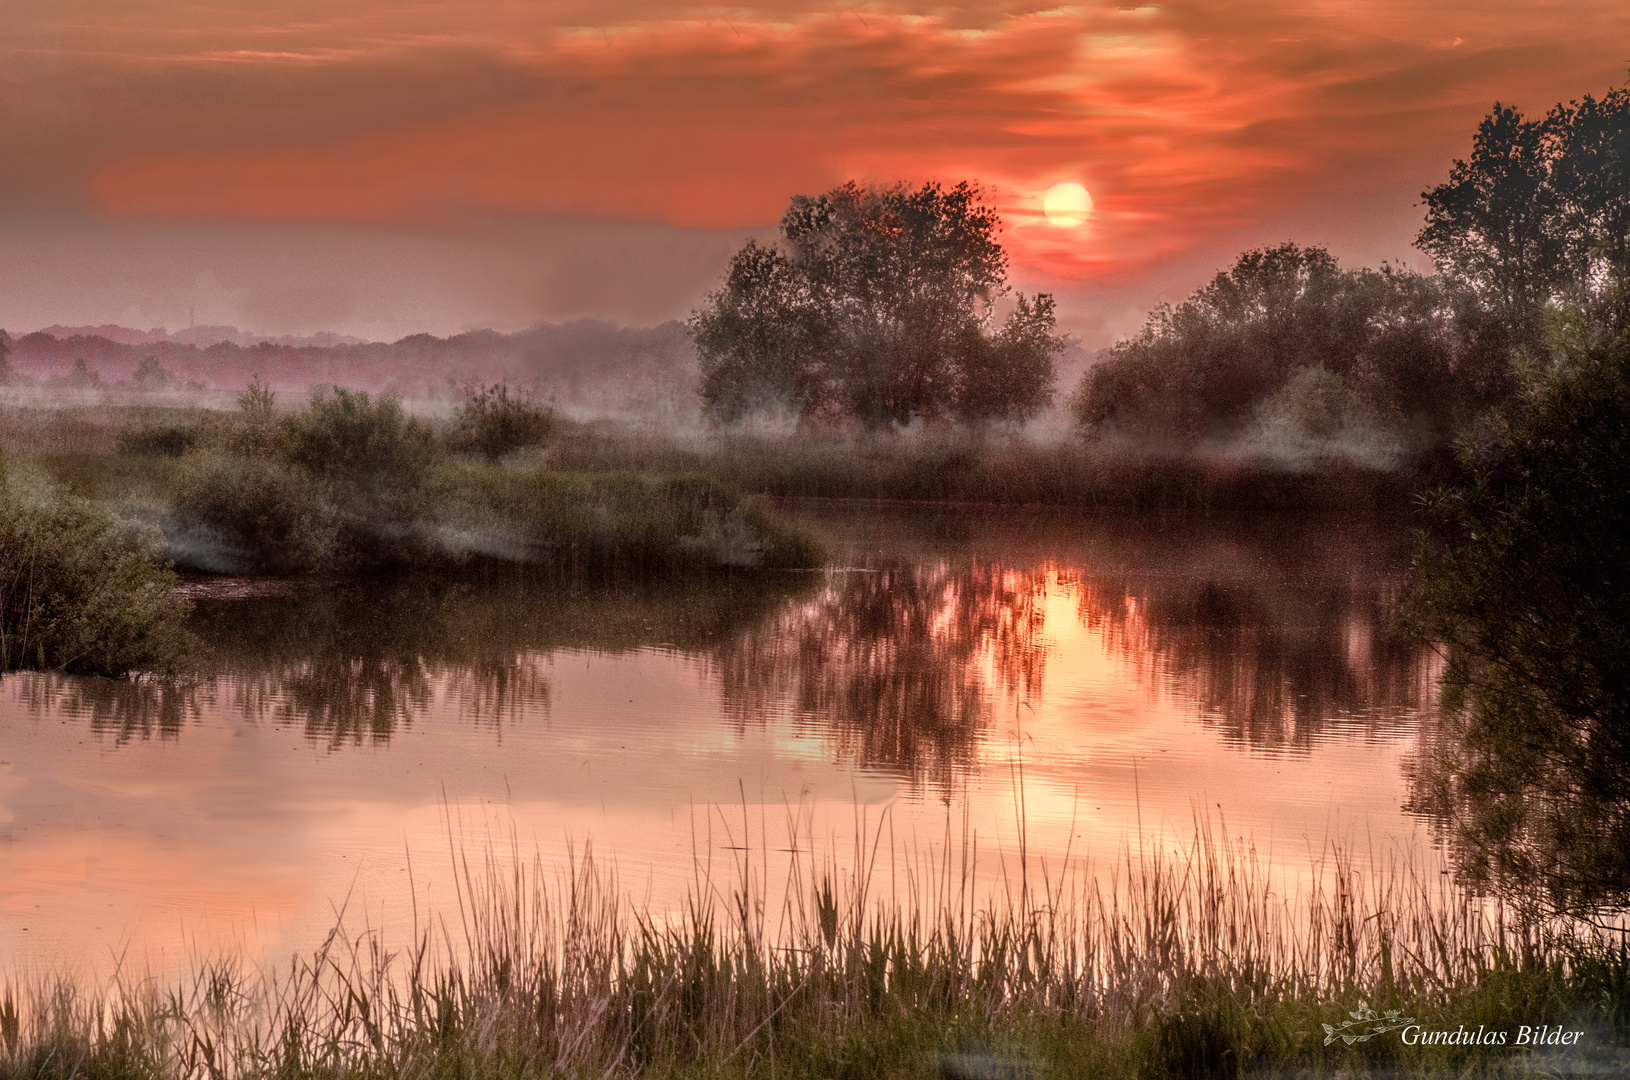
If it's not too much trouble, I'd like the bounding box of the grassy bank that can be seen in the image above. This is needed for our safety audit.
[3,397,822,576]
[3,819,1625,1080]
[549,419,1429,512]
[0,394,821,676]
[3,399,1433,519]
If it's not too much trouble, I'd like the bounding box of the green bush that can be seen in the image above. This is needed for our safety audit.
[449,383,557,462]
[279,387,440,487]
[0,463,190,676]
[167,453,339,574]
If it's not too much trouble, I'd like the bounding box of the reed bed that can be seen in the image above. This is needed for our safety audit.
[3,809,1625,1080]
[548,420,1425,513]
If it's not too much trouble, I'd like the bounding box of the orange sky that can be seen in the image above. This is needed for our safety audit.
[2,0,1627,344]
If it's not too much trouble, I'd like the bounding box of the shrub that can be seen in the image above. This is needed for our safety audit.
[0,463,190,675]
[116,423,199,457]
[278,389,440,563]
[449,383,557,462]
[279,387,440,486]
[167,453,339,575]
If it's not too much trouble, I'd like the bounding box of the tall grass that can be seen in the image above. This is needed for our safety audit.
[3,813,1624,1080]
[549,420,1424,512]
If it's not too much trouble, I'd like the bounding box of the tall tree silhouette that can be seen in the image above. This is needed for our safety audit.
[1419,85,1630,344]
[693,181,1062,425]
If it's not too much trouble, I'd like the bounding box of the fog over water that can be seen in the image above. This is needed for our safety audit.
[0,504,1443,980]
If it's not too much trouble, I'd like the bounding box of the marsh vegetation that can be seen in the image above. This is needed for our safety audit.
[4,81,1630,1080]
[2,819,1626,1080]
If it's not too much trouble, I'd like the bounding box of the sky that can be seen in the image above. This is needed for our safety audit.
[1,0,1627,347]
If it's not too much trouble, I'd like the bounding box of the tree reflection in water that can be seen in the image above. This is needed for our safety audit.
[183,572,811,746]
[712,561,1048,789]
[10,511,1445,794]
[11,673,202,742]
[1074,573,1434,748]
[1405,711,1630,919]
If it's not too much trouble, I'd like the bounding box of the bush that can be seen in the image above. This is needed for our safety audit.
[277,388,441,563]
[167,453,339,574]
[279,387,440,486]
[0,463,190,675]
[116,422,199,457]
[449,383,557,462]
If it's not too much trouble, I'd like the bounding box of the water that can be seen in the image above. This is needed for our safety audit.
[0,505,1441,978]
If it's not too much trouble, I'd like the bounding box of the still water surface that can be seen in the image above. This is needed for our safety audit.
[0,506,1440,977]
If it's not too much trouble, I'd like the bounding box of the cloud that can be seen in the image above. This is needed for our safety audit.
[3,0,1627,336]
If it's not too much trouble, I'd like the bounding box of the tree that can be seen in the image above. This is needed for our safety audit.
[0,330,13,386]
[693,181,1062,425]
[131,356,179,392]
[1419,85,1630,346]
[1400,330,1630,916]
[1071,244,1479,442]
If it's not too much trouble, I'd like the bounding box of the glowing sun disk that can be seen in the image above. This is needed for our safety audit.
[1043,182,1093,228]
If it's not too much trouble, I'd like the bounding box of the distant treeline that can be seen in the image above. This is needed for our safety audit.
[0,319,698,409]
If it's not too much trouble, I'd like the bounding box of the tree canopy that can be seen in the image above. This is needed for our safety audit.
[693,181,1063,426]
[1419,85,1630,346]
[1071,243,1508,443]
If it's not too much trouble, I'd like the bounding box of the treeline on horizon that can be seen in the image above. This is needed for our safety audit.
[0,318,699,410]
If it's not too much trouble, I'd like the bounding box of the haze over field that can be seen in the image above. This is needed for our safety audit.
[2,1,1626,345]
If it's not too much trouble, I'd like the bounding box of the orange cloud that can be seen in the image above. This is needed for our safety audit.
[11,0,1629,290]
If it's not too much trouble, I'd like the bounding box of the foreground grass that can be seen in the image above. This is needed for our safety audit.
[3,818,1625,1080]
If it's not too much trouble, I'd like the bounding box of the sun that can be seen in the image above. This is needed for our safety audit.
[1043,183,1094,228]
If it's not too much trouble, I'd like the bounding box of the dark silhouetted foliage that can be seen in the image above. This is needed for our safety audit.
[694,181,1062,425]
[1420,85,1630,346]
[0,330,13,386]
[1402,331,1630,916]
[131,355,180,392]
[116,422,199,457]
[1071,244,1498,443]
[60,358,103,389]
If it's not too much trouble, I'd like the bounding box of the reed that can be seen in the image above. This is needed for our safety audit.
[548,420,1424,513]
[3,811,1623,1080]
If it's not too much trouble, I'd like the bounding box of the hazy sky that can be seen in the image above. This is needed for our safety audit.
[2,0,1626,345]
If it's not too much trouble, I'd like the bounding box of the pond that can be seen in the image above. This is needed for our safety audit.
[0,504,1443,978]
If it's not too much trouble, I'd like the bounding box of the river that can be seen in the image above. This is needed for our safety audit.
[0,504,1443,979]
